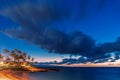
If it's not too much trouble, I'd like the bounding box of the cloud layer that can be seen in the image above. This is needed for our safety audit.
[0,0,96,57]
[1,0,120,61]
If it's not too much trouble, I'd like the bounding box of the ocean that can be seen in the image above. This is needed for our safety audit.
[19,67,120,80]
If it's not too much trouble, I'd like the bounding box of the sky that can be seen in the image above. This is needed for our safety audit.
[0,0,120,63]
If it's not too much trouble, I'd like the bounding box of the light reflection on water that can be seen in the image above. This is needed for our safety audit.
[20,67,120,80]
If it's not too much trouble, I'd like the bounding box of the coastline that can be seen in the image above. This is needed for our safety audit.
[0,71,21,80]
[0,67,60,80]
[0,66,120,80]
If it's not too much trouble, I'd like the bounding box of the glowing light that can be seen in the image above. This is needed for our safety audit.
[0,61,4,65]
[0,78,11,80]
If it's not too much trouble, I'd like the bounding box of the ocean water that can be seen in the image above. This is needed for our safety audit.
[21,67,120,80]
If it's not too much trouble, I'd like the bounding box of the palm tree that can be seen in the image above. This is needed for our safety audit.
[4,49,9,61]
[4,49,9,54]
[14,49,22,56]
[22,52,27,62]
[6,56,11,62]
[19,54,23,62]
[31,58,34,63]
[14,49,23,63]
[1,49,35,66]
[27,55,31,63]
[0,54,3,61]
[10,50,15,62]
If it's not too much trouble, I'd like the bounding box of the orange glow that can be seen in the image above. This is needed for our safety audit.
[35,57,62,62]
[0,72,31,80]
[53,59,120,67]
[0,61,3,65]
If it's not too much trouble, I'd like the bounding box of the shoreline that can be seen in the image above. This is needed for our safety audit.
[0,71,21,80]
[0,67,60,72]
[0,71,30,80]
[0,67,60,80]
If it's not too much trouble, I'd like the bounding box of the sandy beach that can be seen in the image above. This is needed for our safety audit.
[0,72,12,80]
[0,71,31,80]
[0,67,60,80]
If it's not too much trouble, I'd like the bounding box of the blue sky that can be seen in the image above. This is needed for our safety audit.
[0,0,120,62]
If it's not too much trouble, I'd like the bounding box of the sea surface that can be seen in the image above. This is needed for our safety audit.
[19,66,120,80]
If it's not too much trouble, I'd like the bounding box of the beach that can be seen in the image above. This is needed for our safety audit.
[0,71,29,80]
[0,67,60,80]
[0,67,120,80]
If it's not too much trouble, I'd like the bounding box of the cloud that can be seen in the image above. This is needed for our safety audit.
[0,1,96,57]
[57,52,120,64]
[93,37,120,56]
[1,0,120,61]
[59,56,87,64]
[2,27,95,57]
[93,52,120,63]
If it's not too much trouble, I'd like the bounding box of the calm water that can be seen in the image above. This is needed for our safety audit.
[21,67,120,80]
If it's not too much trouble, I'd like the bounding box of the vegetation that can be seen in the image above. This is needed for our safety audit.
[0,49,60,72]
[0,49,35,71]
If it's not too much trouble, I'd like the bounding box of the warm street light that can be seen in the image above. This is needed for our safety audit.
[0,61,3,66]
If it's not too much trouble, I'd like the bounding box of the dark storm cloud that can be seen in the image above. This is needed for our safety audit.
[0,0,109,21]
[93,37,120,56]
[0,0,120,60]
[0,1,95,57]
[3,27,95,57]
